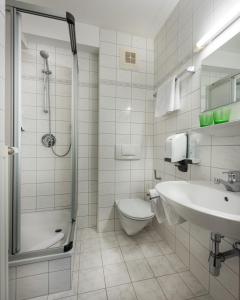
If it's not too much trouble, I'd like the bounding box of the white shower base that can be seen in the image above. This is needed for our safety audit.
[20,209,71,253]
[9,209,73,300]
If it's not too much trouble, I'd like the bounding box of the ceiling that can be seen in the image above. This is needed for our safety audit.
[21,0,179,37]
[221,33,240,54]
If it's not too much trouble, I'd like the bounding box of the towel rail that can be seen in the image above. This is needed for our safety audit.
[153,66,195,97]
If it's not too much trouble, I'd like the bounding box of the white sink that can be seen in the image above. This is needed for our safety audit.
[155,181,240,240]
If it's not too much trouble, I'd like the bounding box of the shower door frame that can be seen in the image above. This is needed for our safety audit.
[7,0,79,259]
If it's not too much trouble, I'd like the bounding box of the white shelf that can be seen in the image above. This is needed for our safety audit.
[193,120,240,136]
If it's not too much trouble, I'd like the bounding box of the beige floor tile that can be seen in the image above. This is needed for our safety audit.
[139,242,163,258]
[134,231,155,243]
[104,262,131,287]
[79,252,102,270]
[54,296,77,300]
[72,254,80,271]
[99,231,116,238]
[133,278,166,300]
[101,247,123,265]
[179,271,208,297]
[157,241,174,254]
[166,254,188,272]
[147,255,175,277]
[148,230,163,241]
[78,267,105,293]
[77,289,107,300]
[100,235,119,250]
[193,295,214,300]
[78,228,99,240]
[116,232,137,246]
[158,273,194,300]
[126,259,154,282]
[121,245,144,261]
[107,283,137,300]
[80,238,101,253]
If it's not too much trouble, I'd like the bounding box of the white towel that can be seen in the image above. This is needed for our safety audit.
[154,76,180,118]
[161,195,185,225]
[149,189,166,224]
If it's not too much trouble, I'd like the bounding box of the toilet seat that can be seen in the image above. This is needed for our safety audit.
[116,198,154,221]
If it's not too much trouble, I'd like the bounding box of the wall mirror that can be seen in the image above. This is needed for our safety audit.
[201,32,240,113]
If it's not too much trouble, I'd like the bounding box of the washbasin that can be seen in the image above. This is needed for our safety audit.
[155,181,240,240]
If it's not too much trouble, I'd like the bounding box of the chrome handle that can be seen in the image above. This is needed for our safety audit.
[223,170,240,175]
[223,171,240,182]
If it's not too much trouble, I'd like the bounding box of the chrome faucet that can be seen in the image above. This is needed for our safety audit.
[214,170,240,192]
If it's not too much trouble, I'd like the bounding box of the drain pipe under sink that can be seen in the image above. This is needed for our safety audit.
[209,232,240,276]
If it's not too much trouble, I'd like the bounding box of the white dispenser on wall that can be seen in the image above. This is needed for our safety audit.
[165,133,187,163]
[164,133,200,172]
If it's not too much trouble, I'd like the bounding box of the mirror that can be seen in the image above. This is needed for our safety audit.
[201,32,240,112]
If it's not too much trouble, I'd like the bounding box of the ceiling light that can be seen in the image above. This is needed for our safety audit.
[195,4,240,51]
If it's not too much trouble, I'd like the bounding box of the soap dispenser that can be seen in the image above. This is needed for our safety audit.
[165,133,187,163]
[164,133,200,172]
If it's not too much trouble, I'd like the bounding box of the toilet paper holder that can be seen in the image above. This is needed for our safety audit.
[154,169,162,181]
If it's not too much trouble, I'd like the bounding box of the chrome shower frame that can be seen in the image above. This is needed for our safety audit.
[6,0,79,260]
[40,51,52,114]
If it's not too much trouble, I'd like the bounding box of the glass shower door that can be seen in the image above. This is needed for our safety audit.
[6,2,78,257]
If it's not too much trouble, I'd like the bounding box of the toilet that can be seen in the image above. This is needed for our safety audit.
[115,198,154,235]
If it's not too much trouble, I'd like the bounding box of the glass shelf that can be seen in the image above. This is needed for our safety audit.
[193,120,240,136]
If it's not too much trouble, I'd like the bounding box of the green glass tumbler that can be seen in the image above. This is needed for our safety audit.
[213,108,231,124]
[199,112,214,127]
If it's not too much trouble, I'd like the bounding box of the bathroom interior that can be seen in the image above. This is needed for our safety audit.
[1,0,240,299]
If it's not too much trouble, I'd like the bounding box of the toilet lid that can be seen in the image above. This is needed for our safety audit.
[116,198,154,220]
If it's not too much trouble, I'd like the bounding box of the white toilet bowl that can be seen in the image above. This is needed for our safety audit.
[115,198,154,235]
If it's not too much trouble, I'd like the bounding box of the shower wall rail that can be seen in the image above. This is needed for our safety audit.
[6,0,79,259]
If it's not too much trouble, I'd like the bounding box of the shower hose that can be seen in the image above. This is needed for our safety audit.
[46,74,71,157]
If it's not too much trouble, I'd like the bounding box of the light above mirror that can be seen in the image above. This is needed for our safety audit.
[196,4,240,51]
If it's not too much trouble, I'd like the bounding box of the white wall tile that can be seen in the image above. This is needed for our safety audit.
[16,273,48,300]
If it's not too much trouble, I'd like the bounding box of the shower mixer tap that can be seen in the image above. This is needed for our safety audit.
[39,49,71,157]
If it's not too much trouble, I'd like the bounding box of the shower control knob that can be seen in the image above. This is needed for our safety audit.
[8,146,18,155]
[41,133,56,148]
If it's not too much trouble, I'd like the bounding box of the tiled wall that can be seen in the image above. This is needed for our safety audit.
[21,36,72,212]
[98,29,154,232]
[21,37,99,229]
[9,256,71,300]
[77,50,98,229]
[153,0,240,299]
[0,0,4,144]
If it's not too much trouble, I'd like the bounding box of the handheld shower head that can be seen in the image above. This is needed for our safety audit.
[40,50,49,59]
[40,50,51,75]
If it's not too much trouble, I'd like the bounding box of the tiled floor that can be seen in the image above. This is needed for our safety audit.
[30,226,214,300]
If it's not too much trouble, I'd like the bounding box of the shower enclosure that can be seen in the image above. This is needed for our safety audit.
[6,0,79,260]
